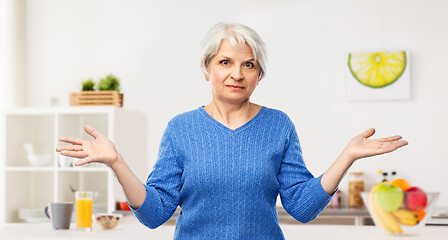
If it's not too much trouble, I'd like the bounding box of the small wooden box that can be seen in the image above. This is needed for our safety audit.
[70,91,124,107]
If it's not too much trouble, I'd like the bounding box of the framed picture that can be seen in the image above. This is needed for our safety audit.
[345,50,410,101]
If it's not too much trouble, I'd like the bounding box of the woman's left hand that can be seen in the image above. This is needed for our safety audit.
[345,128,408,161]
[321,128,408,194]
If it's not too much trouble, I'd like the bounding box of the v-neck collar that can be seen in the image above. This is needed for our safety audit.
[198,105,267,134]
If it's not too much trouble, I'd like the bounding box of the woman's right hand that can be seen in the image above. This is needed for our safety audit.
[56,124,120,167]
[58,124,146,209]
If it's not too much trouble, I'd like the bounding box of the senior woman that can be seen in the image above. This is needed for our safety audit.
[57,22,408,239]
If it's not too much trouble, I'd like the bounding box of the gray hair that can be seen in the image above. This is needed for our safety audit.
[199,22,267,80]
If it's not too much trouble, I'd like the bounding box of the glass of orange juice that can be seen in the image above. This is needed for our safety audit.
[76,191,93,231]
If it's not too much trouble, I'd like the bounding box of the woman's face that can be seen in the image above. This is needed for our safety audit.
[205,39,260,105]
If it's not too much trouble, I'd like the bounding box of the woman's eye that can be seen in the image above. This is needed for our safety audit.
[245,62,254,68]
[221,60,230,65]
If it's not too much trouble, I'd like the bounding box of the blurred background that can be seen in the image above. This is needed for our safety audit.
[1,0,447,211]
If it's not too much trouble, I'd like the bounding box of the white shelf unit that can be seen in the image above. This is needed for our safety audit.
[0,106,139,225]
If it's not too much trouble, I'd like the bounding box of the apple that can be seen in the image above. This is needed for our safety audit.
[405,186,427,211]
[375,183,404,212]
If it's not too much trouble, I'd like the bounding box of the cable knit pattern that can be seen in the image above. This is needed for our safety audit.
[131,106,333,239]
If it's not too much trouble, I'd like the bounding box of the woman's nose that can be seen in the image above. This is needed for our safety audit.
[230,66,243,80]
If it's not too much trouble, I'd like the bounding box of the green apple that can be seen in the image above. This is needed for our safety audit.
[375,183,404,212]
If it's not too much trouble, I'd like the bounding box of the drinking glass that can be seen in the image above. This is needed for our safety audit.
[76,191,93,231]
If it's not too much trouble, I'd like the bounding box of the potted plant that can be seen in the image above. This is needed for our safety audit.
[97,74,120,92]
[82,78,95,91]
[70,74,124,107]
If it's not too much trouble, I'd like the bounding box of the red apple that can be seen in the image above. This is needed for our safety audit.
[405,186,427,211]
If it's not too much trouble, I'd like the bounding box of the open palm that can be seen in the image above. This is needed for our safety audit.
[56,125,119,166]
[346,128,408,160]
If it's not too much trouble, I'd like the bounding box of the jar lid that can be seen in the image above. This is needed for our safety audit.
[349,171,364,175]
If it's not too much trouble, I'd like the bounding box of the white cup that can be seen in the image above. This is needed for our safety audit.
[59,155,75,168]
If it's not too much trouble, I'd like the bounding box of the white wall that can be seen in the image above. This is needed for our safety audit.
[24,0,448,207]
[0,0,26,108]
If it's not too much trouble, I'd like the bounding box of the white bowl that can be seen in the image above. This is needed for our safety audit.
[23,143,53,167]
[26,154,52,166]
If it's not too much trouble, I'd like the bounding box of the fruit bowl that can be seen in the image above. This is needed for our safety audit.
[95,214,121,230]
[361,191,439,236]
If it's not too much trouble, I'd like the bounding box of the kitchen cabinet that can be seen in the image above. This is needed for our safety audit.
[0,107,144,225]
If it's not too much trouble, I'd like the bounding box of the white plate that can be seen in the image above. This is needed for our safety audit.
[18,208,50,223]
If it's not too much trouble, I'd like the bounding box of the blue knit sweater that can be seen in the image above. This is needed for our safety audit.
[131,106,333,239]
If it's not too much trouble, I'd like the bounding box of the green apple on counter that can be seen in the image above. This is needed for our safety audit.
[375,182,404,212]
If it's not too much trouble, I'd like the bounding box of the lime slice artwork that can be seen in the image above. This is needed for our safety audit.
[348,51,407,88]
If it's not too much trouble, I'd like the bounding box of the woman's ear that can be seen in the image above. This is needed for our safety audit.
[204,73,210,81]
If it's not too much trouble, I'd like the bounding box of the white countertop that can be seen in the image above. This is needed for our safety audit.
[1,215,448,240]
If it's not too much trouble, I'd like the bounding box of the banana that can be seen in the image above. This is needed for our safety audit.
[392,209,419,226]
[370,185,403,234]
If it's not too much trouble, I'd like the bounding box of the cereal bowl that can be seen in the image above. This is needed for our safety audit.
[95,214,121,230]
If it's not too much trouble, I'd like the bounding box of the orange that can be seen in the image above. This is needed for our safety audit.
[391,178,412,192]
[416,209,426,222]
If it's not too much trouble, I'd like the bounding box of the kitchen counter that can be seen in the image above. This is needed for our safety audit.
[278,206,448,226]
[278,206,372,225]
[1,215,448,240]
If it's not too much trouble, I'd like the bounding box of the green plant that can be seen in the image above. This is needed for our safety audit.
[82,78,95,91]
[98,74,121,92]
[69,184,77,193]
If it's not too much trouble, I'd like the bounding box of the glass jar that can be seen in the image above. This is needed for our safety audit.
[348,172,364,207]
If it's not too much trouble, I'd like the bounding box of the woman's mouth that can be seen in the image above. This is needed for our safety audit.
[226,85,244,90]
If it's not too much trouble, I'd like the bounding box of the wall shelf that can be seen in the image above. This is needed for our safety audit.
[0,106,140,225]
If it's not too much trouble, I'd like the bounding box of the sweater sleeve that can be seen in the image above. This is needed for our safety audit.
[278,125,333,223]
[131,123,182,229]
